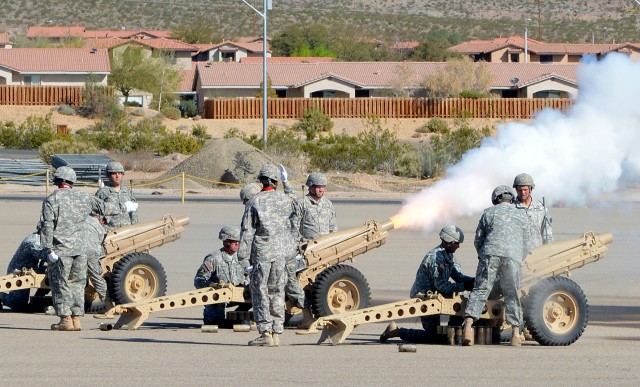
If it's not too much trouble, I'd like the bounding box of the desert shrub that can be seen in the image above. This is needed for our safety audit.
[117,153,168,173]
[123,100,142,107]
[179,100,198,118]
[161,105,181,120]
[262,127,304,158]
[430,119,492,167]
[0,121,20,148]
[0,114,57,149]
[223,127,245,139]
[191,124,211,140]
[293,107,334,140]
[156,129,203,156]
[39,138,98,164]
[415,118,450,134]
[77,84,119,119]
[57,104,76,116]
[130,107,145,116]
[459,90,491,99]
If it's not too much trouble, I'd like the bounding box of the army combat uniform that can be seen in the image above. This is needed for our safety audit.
[399,246,474,343]
[83,216,107,301]
[239,188,297,335]
[464,202,529,329]
[2,232,47,311]
[515,197,553,252]
[194,248,248,326]
[95,185,138,230]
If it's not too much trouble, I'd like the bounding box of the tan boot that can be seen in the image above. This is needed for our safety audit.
[511,327,522,346]
[462,317,474,346]
[295,308,319,335]
[379,321,399,343]
[71,316,82,331]
[248,331,274,347]
[51,316,74,331]
[272,332,280,347]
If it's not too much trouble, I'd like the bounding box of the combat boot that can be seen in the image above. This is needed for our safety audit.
[51,316,74,331]
[248,331,274,347]
[295,308,318,335]
[71,315,82,331]
[462,317,474,346]
[272,332,281,347]
[511,327,522,346]
[379,321,399,343]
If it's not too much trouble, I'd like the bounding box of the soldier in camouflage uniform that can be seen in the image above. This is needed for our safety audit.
[95,161,138,230]
[513,173,553,252]
[84,213,107,303]
[463,185,529,346]
[379,225,474,344]
[194,225,248,327]
[1,229,47,311]
[41,166,137,331]
[240,182,262,206]
[239,164,297,347]
[291,172,337,241]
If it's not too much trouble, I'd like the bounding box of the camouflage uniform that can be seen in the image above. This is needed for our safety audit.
[515,197,553,252]
[399,245,474,343]
[83,216,107,301]
[239,188,297,334]
[2,232,47,311]
[464,202,529,328]
[41,188,121,318]
[194,248,248,326]
[95,185,138,230]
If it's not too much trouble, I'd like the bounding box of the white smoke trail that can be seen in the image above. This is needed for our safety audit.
[393,54,640,231]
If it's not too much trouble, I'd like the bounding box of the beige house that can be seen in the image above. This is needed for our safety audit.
[0,48,110,85]
[193,41,270,63]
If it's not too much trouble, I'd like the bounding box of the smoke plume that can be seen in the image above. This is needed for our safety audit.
[393,54,640,231]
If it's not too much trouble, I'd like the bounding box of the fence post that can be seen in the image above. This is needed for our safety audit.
[181,172,185,204]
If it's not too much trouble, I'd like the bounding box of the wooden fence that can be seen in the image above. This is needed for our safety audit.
[0,86,111,106]
[204,97,574,120]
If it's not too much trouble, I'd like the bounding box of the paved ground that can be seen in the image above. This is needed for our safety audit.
[1,197,639,386]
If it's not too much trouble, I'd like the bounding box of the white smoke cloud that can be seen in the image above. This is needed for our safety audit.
[394,54,640,231]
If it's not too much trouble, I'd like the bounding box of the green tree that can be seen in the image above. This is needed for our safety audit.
[171,17,220,44]
[422,57,494,98]
[409,39,462,62]
[256,76,277,98]
[271,23,332,57]
[108,45,155,104]
[148,50,182,110]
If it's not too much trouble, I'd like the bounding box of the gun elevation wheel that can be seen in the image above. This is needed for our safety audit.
[524,276,588,346]
[310,264,371,317]
[109,252,167,305]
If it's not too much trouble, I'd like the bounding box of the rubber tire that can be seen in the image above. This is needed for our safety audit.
[310,264,371,317]
[108,252,167,305]
[524,276,588,346]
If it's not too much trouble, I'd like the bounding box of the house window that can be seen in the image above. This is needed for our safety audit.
[275,89,286,98]
[540,55,553,64]
[355,89,370,98]
[221,52,235,62]
[510,53,519,63]
[501,89,518,98]
[23,75,41,85]
[533,90,563,99]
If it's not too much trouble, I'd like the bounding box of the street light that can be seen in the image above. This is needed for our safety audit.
[524,18,532,63]
[242,0,271,147]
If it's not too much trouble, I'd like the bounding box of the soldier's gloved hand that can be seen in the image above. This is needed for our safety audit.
[279,164,288,182]
[464,280,475,291]
[124,201,138,213]
[47,251,59,264]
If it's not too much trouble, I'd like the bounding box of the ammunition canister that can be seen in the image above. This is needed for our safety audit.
[477,327,486,345]
[485,327,493,345]
[447,327,455,346]
[201,325,219,333]
[398,344,417,353]
[233,324,251,332]
[99,323,114,331]
[455,327,463,345]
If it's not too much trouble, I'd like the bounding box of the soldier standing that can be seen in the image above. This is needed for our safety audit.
[194,225,248,327]
[239,182,262,206]
[380,225,475,344]
[84,213,108,305]
[41,166,137,331]
[513,173,553,251]
[96,161,138,230]
[239,164,297,347]
[463,185,528,346]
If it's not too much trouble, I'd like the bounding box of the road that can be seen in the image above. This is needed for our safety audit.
[1,197,638,386]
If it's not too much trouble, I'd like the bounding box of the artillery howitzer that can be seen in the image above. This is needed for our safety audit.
[314,231,612,346]
[0,215,189,312]
[97,219,394,330]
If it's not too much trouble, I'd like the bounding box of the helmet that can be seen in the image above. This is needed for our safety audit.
[492,185,515,205]
[218,225,240,241]
[258,164,280,182]
[439,225,464,243]
[53,166,76,184]
[239,183,262,202]
[513,173,535,189]
[106,161,125,174]
[306,172,328,187]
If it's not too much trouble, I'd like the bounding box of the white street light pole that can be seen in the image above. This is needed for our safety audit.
[524,18,532,63]
[242,0,270,147]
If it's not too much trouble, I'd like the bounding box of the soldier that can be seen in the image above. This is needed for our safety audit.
[194,225,248,327]
[41,166,137,331]
[513,173,553,251]
[1,228,47,311]
[96,161,138,230]
[379,225,474,344]
[239,164,297,347]
[288,171,338,331]
[463,185,528,346]
[239,182,262,206]
[84,213,108,304]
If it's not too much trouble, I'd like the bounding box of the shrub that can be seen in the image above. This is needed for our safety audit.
[156,129,203,156]
[430,119,492,167]
[179,100,198,118]
[130,107,145,117]
[191,124,211,140]
[160,105,181,120]
[39,138,98,164]
[293,107,334,140]
[459,90,491,99]
[415,118,450,134]
[57,105,76,116]
[123,100,142,107]
[77,84,119,119]
[0,114,57,149]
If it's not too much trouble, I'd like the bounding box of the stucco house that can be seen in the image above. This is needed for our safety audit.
[0,48,110,85]
[192,41,270,63]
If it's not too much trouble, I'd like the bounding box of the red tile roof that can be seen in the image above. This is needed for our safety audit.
[240,56,335,63]
[27,26,86,38]
[134,38,198,52]
[83,30,172,39]
[391,41,420,50]
[82,38,130,49]
[0,48,111,73]
[179,65,197,93]
[0,32,11,44]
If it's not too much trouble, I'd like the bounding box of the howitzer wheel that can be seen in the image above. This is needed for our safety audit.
[524,276,588,346]
[310,264,371,317]
[109,252,167,305]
